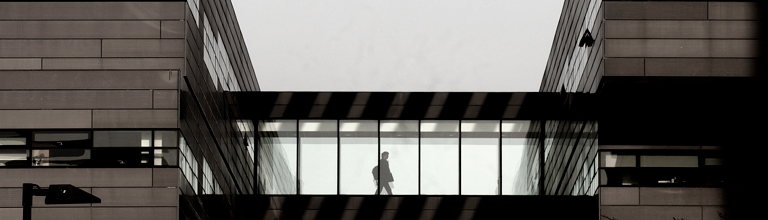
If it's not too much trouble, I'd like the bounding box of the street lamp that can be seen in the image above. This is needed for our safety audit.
[22,183,101,220]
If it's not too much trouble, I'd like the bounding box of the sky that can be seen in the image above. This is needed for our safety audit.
[232,0,564,92]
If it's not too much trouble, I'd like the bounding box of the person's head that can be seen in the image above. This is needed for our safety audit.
[381,151,389,159]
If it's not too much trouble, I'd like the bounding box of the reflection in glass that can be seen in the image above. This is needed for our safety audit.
[380,120,418,195]
[90,148,152,167]
[705,158,723,166]
[93,131,151,147]
[154,149,179,166]
[33,131,91,148]
[502,120,537,195]
[0,131,27,146]
[600,152,636,167]
[339,120,378,195]
[179,137,199,193]
[461,120,499,195]
[154,131,178,147]
[31,149,90,166]
[0,149,27,167]
[299,120,337,194]
[0,138,26,146]
[258,120,298,194]
[640,156,698,167]
[602,169,637,186]
[421,120,459,195]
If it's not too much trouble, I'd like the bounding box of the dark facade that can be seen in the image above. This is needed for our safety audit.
[540,1,764,220]
[0,1,257,220]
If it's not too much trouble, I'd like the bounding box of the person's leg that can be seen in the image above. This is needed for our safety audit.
[383,183,393,195]
[375,183,382,195]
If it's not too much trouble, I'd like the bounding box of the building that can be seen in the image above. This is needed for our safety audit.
[0,0,763,220]
[540,1,763,220]
[0,0,256,219]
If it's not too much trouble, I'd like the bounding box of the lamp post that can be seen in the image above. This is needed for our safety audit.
[22,183,101,220]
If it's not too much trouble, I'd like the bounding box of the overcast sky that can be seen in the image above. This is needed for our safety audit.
[232,0,563,92]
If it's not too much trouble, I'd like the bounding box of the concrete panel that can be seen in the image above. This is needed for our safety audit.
[91,168,153,187]
[0,90,152,109]
[601,206,702,220]
[699,188,726,206]
[92,188,177,207]
[0,2,184,20]
[606,20,758,39]
[102,39,184,58]
[92,110,178,128]
[42,58,185,70]
[0,169,92,187]
[161,21,185,39]
[600,187,639,205]
[0,208,22,220]
[153,90,178,109]
[0,110,91,129]
[605,2,707,20]
[0,71,178,90]
[646,58,756,77]
[604,58,643,76]
[0,58,40,70]
[640,187,701,205]
[0,21,160,38]
[709,2,759,20]
[0,169,152,188]
[152,168,180,187]
[0,188,21,207]
[606,39,758,58]
[0,40,101,58]
[32,207,91,220]
[92,207,176,220]
[702,206,729,220]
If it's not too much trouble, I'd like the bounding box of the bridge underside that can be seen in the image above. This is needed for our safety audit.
[200,195,597,220]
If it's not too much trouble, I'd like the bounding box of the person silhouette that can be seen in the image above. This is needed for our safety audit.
[375,151,394,195]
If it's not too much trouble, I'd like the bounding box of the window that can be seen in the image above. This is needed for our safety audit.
[461,120,499,195]
[299,120,337,194]
[420,120,459,195]
[93,131,150,147]
[339,120,377,195]
[0,149,27,167]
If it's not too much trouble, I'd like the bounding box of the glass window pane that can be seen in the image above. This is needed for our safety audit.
[93,131,151,147]
[299,120,337,194]
[600,152,636,167]
[461,120,499,195]
[32,131,91,148]
[0,149,27,167]
[502,120,538,195]
[258,120,298,194]
[339,120,378,195]
[640,155,698,167]
[421,120,459,195]
[0,138,26,146]
[31,149,90,166]
[602,169,637,186]
[154,131,178,147]
[90,148,152,167]
[705,158,723,166]
[0,131,27,146]
[155,149,179,166]
[380,120,418,195]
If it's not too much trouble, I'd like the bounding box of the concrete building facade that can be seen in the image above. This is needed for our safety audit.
[0,1,257,219]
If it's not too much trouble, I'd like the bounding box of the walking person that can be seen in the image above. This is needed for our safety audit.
[373,151,394,195]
